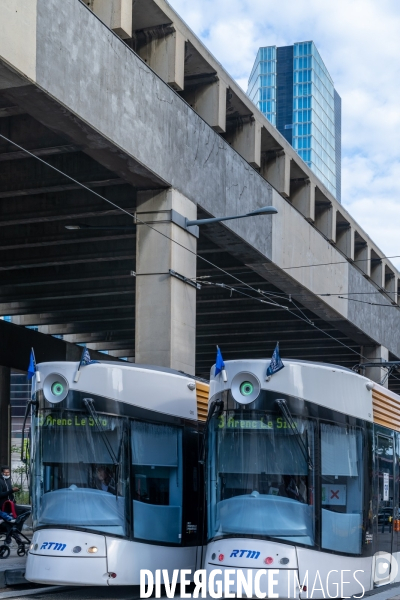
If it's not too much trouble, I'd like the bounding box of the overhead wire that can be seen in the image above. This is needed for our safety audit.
[2,132,399,383]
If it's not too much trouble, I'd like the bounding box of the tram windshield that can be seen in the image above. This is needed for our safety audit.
[207,411,316,545]
[32,410,128,536]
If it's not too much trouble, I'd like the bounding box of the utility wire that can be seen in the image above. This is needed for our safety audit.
[196,277,400,386]
[0,133,285,305]
[2,133,399,383]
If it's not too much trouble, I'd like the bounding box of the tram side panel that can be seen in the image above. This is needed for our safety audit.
[203,359,395,598]
[26,361,207,586]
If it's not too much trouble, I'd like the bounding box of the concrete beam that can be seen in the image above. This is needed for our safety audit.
[39,318,134,336]
[0,319,118,372]
[290,180,315,222]
[138,29,186,91]
[0,144,77,162]
[384,264,396,302]
[0,290,133,320]
[371,253,385,289]
[181,80,227,133]
[260,152,290,198]
[0,366,10,466]
[13,306,135,327]
[135,188,196,373]
[314,203,336,243]
[225,118,261,169]
[336,224,355,261]
[0,186,135,228]
[0,238,134,271]
[88,0,132,39]
[354,236,371,277]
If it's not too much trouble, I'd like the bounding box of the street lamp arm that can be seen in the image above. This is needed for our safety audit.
[186,206,278,227]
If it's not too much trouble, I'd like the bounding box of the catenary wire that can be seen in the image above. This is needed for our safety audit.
[196,278,400,385]
[2,133,399,382]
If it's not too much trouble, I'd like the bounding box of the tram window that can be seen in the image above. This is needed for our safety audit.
[34,412,127,536]
[207,412,315,546]
[320,423,363,554]
[131,421,183,544]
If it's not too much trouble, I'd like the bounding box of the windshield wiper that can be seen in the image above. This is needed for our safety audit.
[199,399,224,465]
[275,399,313,470]
[83,398,119,466]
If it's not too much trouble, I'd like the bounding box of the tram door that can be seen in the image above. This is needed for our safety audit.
[374,432,395,585]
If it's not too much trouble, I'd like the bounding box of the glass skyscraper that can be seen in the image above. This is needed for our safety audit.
[247,41,341,202]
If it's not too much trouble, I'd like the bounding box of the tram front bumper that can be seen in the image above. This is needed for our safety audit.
[25,552,109,586]
[205,539,299,598]
[26,529,110,586]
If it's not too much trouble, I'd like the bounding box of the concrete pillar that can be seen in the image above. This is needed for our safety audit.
[89,0,132,39]
[138,30,186,91]
[227,119,262,169]
[314,204,336,243]
[135,189,197,373]
[290,180,315,222]
[384,265,396,301]
[371,257,385,289]
[354,242,371,277]
[182,80,227,133]
[0,366,11,467]
[336,224,355,261]
[260,152,290,198]
[361,345,389,388]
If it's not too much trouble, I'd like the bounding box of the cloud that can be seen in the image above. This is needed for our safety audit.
[169,0,400,269]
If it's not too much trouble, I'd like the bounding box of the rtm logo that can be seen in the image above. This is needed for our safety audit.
[40,542,66,551]
[230,549,260,559]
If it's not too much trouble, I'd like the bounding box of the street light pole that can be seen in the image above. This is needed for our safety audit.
[185,206,278,228]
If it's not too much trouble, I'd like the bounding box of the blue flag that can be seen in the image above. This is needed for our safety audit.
[80,347,97,367]
[27,348,36,381]
[215,346,225,376]
[266,342,284,378]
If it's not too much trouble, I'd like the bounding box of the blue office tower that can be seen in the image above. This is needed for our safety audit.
[248,41,341,202]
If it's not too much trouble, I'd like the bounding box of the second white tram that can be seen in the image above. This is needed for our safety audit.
[204,359,400,598]
[25,361,206,586]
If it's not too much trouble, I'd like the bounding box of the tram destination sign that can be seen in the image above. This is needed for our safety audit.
[217,416,297,430]
[39,414,108,427]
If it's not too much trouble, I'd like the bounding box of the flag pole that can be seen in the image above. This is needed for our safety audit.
[33,348,41,383]
[74,347,85,383]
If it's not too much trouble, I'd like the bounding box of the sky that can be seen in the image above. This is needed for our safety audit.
[168,0,400,269]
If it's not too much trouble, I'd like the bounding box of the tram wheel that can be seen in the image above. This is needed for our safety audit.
[17,546,26,557]
[0,545,10,559]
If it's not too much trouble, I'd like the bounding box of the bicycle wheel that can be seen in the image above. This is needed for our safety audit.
[0,545,10,559]
[17,546,26,557]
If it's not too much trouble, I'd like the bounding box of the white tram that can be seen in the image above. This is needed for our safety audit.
[25,361,207,586]
[204,359,400,598]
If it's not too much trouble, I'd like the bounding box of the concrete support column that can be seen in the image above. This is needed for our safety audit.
[0,366,11,467]
[315,204,336,243]
[336,225,355,261]
[361,345,389,388]
[89,0,132,39]
[260,152,290,198]
[135,189,197,373]
[227,119,261,169]
[290,180,315,222]
[138,30,186,91]
[355,241,371,277]
[182,80,227,133]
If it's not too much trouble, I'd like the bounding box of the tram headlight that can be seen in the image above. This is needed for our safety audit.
[51,382,64,396]
[43,373,69,404]
[231,372,261,405]
[240,381,254,396]
[87,546,98,553]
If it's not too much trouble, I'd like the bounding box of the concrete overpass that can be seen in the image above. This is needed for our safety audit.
[1,0,400,405]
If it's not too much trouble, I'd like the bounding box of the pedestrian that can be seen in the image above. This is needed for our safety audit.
[0,466,24,545]
[0,466,20,503]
